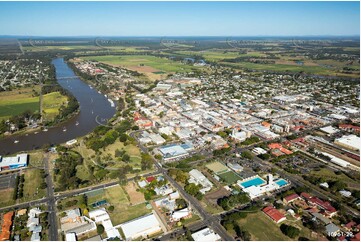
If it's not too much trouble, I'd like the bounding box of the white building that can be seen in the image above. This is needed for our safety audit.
[120,212,163,240]
[191,228,221,241]
[170,208,192,222]
[0,153,28,171]
[334,135,360,151]
[189,169,213,194]
[88,208,120,239]
[65,233,77,242]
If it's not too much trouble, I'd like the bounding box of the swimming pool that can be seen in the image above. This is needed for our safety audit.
[239,177,266,188]
[275,179,288,187]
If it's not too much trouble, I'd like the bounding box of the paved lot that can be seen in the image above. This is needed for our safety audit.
[0,173,17,190]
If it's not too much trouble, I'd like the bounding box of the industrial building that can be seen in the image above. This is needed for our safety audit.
[119,212,163,240]
[334,134,360,151]
[191,227,221,241]
[0,153,28,171]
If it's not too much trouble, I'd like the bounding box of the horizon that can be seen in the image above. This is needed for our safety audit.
[0,1,359,36]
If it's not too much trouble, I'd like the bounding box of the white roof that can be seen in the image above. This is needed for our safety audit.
[120,213,161,240]
[171,208,190,220]
[88,208,109,222]
[0,153,28,168]
[65,233,77,242]
[320,126,339,134]
[191,228,221,241]
[335,135,360,150]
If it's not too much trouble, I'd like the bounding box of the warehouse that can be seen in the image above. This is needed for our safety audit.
[0,153,28,171]
[119,212,163,240]
[334,135,360,151]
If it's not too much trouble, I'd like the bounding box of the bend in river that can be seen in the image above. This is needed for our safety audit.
[0,58,116,155]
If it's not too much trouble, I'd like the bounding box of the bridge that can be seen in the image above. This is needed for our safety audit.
[57,76,78,80]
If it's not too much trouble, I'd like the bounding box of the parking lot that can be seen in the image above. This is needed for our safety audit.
[0,172,17,190]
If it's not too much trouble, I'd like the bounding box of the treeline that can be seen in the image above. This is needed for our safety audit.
[217,193,250,210]
[13,174,25,200]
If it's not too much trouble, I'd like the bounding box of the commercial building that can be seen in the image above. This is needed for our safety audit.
[334,135,360,151]
[191,228,221,241]
[0,153,28,171]
[157,143,192,161]
[119,212,163,240]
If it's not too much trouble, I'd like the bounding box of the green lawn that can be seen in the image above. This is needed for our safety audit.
[81,55,205,73]
[22,169,46,201]
[42,92,68,120]
[0,88,67,121]
[237,212,290,241]
[85,185,150,225]
[218,171,242,185]
[0,188,15,207]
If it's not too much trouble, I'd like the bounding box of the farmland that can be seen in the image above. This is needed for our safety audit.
[80,55,207,80]
[0,87,67,121]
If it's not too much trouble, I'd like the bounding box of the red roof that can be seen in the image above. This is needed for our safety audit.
[301,192,312,200]
[351,233,360,241]
[309,197,337,214]
[344,221,357,229]
[284,193,300,203]
[279,147,293,155]
[268,143,282,149]
[339,124,360,132]
[262,206,285,223]
[146,176,156,183]
[0,211,14,241]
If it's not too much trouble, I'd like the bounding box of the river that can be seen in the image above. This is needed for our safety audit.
[0,58,116,155]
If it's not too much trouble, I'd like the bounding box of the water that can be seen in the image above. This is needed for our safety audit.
[275,179,288,187]
[239,177,266,188]
[0,58,116,155]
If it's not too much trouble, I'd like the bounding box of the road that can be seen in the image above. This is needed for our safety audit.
[44,154,58,241]
[130,131,234,241]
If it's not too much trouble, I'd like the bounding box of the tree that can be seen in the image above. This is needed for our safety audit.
[122,154,130,162]
[119,133,128,142]
[97,224,105,235]
[175,199,188,209]
[108,205,115,212]
[280,224,300,239]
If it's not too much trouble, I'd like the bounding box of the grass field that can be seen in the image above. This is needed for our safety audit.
[0,188,15,207]
[206,161,229,174]
[104,140,142,170]
[28,151,44,168]
[123,181,146,205]
[22,169,46,201]
[0,87,68,121]
[81,55,206,80]
[218,171,242,185]
[310,168,359,189]
[42,92,68,120]
[0,87,40,120]
[237,211,290,241]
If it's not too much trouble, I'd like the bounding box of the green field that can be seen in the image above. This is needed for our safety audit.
[86,185,150,225]
[237,212,291,241]
[218,171,242,185]
[22,169,46,201]
[0,188,15,207]
[80,55,206,80]
[0,88,67,120]
[42,92,68,120]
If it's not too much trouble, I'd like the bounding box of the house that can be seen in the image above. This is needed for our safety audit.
[30,232,40,241]
[262,206,286,223]
[170,208,192,222]
[188,169,213,194]
[283,193,301,204]
[88,208,120,239]
[191,227,221,241]
[0,211,14,241]
[325,223,341,235]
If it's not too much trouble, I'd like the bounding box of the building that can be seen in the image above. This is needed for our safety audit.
[60,208,96,236]
[120,212,163,240]
[65,233,77,242]
[0,153,28,171]
[88,208,120,239]
[0,211,14,241]
[262,206,286,223]
[230,129,248,142]
[334,135,360,151]
[157,144,190,161]
[188,169,213,194]
[325,223,341,235]
[227,163,243,172]
[170,208,192,222]
[191,228,221,241]
[283,194,301,204]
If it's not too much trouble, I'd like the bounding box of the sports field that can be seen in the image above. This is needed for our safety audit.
[206,161,229,174]
[218,171,242,185]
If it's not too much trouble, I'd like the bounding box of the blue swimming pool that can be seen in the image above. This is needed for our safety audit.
[275,179,288,187]
[240,177,266,188]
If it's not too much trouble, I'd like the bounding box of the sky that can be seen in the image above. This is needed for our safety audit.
[0,1,359,36]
